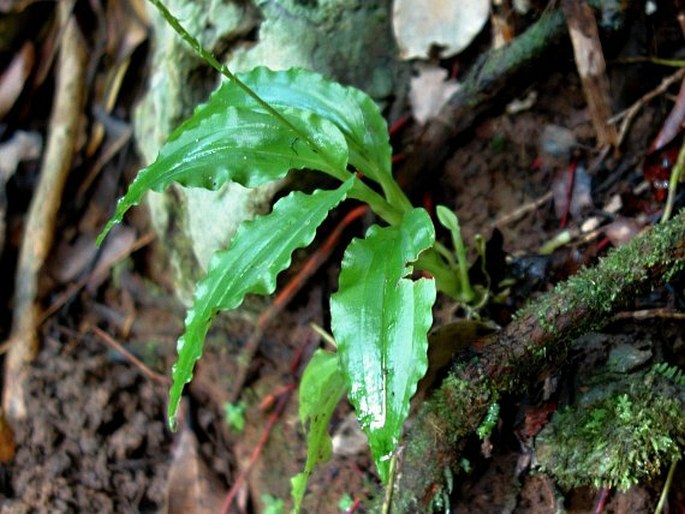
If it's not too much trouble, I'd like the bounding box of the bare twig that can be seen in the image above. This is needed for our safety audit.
[490,191,554,229]
[53,324,170,386]
[220,383,295,514]
[609,67,685,149]
[2,5,87,421]
[90,325,170,386]
[612,308,685,321]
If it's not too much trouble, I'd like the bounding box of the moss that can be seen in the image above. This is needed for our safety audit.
[430,370,497,444]
[476,402,500,439]
[521,211,685,338]
[535,364,685,491]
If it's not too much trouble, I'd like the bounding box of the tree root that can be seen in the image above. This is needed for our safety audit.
[391,210,685,512]
[397,0,628,195]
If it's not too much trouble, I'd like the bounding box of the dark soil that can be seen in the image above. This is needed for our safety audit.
[2,334,170,513]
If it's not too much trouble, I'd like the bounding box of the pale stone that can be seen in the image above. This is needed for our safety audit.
[134,0,399,303]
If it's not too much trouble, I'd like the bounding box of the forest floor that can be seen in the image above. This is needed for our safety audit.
[0,1,684,513]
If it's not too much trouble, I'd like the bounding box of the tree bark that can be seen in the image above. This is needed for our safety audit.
[391,210,685,512]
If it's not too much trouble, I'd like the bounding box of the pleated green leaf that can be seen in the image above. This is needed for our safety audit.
[211,67,392,183]
[291,349,346,513]
[97,104,348,245]
[167,180,353,428]
[330,208,437,482]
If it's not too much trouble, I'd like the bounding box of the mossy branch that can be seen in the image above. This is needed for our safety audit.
[397,0,629,194]
[391,209,685,512]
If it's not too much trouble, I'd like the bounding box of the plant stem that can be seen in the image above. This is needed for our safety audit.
[448,218,476,303]
[415,249,460,300]
[377,168,414,213]
[434,240,458,269]
[381,453,398,514]
[148,0,351,183]
[348,180,403,225]
[654,459,678,514]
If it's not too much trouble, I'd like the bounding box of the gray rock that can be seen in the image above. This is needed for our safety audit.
[134,0,399,303]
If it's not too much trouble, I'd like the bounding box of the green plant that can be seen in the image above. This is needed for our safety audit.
[535,364,685,491]
[98,1,482,509]
[223,400,246,433]
[337,493,354,512]
[262,494,286,514]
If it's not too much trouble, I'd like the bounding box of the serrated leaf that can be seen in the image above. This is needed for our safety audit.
[167,180,353,428]
[330,208,437,482]
[98,103,348,245]
[291,349,346,513]
[215,67,392,183]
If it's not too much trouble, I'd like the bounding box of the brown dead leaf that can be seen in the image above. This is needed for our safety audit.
[0,41,34,118]
[86,0,148,158]
[165,423,227,514]
[86,225,139,291]
[562,0,617,147]
[50,234,100,284]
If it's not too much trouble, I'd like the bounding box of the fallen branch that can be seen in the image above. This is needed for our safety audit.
[2,5,87,421]
[391,209,685,511]
[398,0,630,193]
[397,8,567,192]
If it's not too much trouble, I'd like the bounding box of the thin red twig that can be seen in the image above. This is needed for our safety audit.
[388,113,410,136]
[595,236,612,253]
[593,486,611,514]
[560,160,577,228]
[220,383,295,514]
[345,497,362,513]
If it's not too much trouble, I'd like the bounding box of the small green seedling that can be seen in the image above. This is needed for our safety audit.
[262,494,286,514]
[223,401,246,433]
[98,1,483,510]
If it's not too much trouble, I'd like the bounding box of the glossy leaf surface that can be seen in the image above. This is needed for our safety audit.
[291,349,346,513]
[330,208,436,481]
[167,181,353,428]
[211,67,392,183]
[98,102,348,244]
